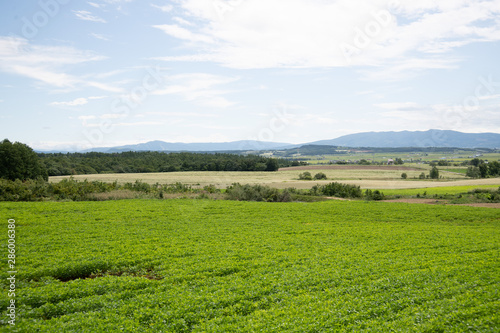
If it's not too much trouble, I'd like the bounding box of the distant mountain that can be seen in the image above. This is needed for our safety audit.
[37,130,500,154]
[83,140,294,153]
[309,130,500,149]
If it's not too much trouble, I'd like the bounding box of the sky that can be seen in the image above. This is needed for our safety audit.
[0,0,499,151]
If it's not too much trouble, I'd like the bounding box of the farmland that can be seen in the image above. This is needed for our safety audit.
[49,165,500,190]
[1,200,499,331]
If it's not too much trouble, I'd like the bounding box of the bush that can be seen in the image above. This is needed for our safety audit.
[315,182,362,198]
[314,172,327,180]
[401,173,407,179]
[365,189,385,201]
[298,172,313,180]
[225,183,292,202]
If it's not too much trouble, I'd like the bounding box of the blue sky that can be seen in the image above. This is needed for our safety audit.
[1,0,499,150]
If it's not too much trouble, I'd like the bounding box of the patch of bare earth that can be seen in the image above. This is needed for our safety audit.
[384,198,500,208]
[451,203,500,208]
[383,198,447,205]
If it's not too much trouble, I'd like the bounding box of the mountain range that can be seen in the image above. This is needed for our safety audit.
[308,130,500,149]
[38,130,500,153]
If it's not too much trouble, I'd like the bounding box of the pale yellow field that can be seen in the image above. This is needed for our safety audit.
[49,166,499,190]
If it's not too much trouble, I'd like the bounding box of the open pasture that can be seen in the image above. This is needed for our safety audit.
[49,168,498,191]
[0,200,499,332]
[47,165,494,191]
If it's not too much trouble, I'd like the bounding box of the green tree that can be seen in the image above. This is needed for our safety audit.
[401,173,407,179]
[0,139,48,181]
[429,166,439,179]
[470,158,482,167]
[466,166,480,178]
[314,172,327,180]
[479,163,488,178]
[298,172,312,180]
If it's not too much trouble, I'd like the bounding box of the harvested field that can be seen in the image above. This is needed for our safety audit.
[50,171,498,190]
[279,165,423,171]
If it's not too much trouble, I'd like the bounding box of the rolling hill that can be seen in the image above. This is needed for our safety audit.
[309,130,500,149]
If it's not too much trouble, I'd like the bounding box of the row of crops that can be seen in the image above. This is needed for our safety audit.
[0,200,498,331]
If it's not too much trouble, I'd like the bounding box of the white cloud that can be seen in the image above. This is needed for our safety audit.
[0,37,121,92]
[51,97,89,106]
[153,24,213,44]
[152,73,238,108]
[173,17,194,26]
[153,0,500,78]
[145,111,218,118]
[73,10,107,23]
[78,115,97,121]
[151,4,173,12]
[374,102,422,111]
[51,95,107,107]
[479,94,500,101]
[81,121,162,128]
[88,2,104,9]
[90,33,110,41]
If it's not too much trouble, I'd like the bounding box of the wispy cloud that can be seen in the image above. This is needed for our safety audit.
[152,73,238,108]
[145,111,218,118]
[88,2,104,9]
[73,10,107,23]
[0,37,121,92]
[51,95,107,107]
[153,0,500,79]
[90,33,110,41]
[151,4,173,12]
[153,24,213,44]
[50,97,89,106]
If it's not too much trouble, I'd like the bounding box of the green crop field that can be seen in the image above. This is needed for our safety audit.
[1,200,499,332]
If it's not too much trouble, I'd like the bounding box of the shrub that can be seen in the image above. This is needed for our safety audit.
[365,189,385,201]
[316,182,362,198]
[298,172,313,180]
[401,173,407,179]
[225,183,292,202]
[314,172,327,180]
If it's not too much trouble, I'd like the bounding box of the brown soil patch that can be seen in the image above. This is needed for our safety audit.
[451,203,500,209]
[383,198,447,204]
[279,165,422,171]
[384,198,500,208]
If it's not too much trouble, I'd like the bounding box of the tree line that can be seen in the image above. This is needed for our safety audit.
[465,158,500,178]
[38,151,284,176]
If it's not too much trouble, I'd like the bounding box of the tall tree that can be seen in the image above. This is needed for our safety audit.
[429,166,439,179]
[0,139,48,181]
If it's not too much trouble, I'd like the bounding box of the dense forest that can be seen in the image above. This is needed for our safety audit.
[0,139,48,181]
[38,151,285,176]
